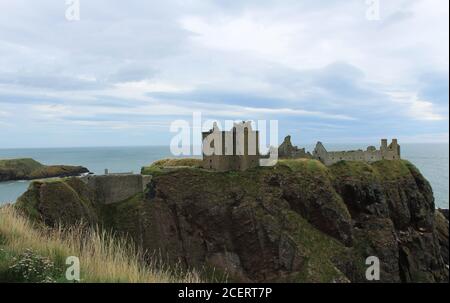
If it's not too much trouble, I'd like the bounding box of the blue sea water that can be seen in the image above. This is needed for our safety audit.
[0,144,448,208]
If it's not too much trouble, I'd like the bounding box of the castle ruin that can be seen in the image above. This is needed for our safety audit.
[201,123,401,170]
[202,121,261,171]
[313,139,401,166]
[278,135,312,159]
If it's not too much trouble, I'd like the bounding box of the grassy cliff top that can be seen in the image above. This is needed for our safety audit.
[0,158,43,173]
[141,158,202,175]
[0,158,89,182]
[277,158,329,175]
[141,157,417,181]
[151,158,202,167]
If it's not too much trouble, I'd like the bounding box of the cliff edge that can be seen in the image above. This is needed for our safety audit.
[15,159,449,282]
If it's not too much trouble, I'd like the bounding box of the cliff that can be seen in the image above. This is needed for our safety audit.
[15,159,449,282]
[0,158,89,182]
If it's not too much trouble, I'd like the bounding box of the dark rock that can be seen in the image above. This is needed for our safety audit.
[435,210,449,266]
[439,209,449,221]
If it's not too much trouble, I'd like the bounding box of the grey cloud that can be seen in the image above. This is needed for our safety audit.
[106,64,158,83]
[0,72,109,91]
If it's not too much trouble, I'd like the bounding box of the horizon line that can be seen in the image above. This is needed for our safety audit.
[1,141,449,150]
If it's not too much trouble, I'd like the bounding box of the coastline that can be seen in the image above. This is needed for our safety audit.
[2,143,448,208]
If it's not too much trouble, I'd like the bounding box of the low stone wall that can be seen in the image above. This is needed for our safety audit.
[81,174,152,204]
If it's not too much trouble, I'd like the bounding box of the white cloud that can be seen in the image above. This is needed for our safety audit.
[180,15,300,58]
[388,91,445,121]
[0,110,10,117]
[112,80,194,100]
[235,106,355,120]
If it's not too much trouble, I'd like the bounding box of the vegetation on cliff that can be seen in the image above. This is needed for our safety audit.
[0,205,201,282]
[141,158,202,175]
[0,158,89,182]
[11,159,450,283]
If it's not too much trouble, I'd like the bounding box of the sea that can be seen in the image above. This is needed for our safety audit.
[0,144,448,209]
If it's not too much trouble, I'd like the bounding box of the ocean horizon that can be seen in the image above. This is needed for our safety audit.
[0,143,448,209]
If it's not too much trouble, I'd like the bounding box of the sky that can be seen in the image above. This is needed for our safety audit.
[0,0,448,148]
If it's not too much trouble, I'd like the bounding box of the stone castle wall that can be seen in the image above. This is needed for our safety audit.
[202,121,261,171]
[81,174,152,204]
[313,139,401,166]
[278,135,312,159]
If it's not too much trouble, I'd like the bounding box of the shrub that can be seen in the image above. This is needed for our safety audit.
[8,249,58,283]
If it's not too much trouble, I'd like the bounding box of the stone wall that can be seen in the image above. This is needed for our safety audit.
[314,139,401,166]
[202,121,261,171]
[81,174,152,204]
[278,135,312,159]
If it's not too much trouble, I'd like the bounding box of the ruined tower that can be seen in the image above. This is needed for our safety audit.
[201,121,261,171]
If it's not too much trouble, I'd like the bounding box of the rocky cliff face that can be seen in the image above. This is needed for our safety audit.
[16,159,449,283]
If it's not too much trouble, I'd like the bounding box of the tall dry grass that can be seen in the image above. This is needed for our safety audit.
[0,205,201,282]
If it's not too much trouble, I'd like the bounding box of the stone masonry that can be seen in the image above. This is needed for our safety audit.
[202,121,261,171]
[81,174,152,204]
[278,135,312,159]
[313,139,401,166]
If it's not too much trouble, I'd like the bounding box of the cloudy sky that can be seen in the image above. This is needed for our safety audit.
[0,0,448,148]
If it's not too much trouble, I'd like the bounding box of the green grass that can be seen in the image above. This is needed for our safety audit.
[371,160,412,180]
[277,158,328,175]
[329,159,414,183]
[0,158,43,170]
[151,158,202,167]
[329,161,378,183]
[272,207,353,282]
[14,182,42,221]
[99,193,143,234]
[0,158,44,178]
[141,158,202,175]
[141,165,164,175]
[0,158,87,182]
